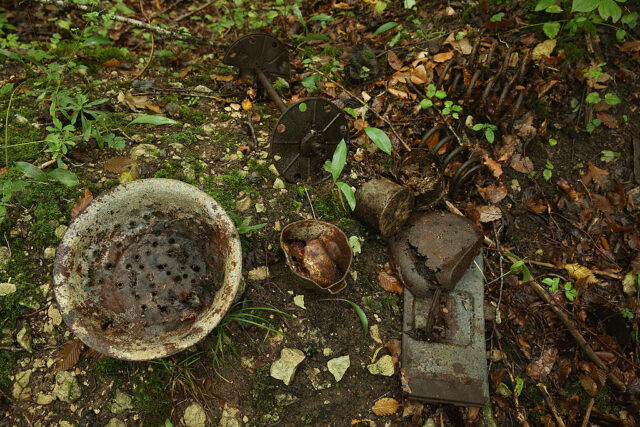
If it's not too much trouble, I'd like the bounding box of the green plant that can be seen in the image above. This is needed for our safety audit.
[586,118,602,133]
[324,139,356,210]
[542,277,578,301]
[600,150,620,162]
[543,161,554,181]
[515,376,524,396]
[620,307,634,320]
[473,123,499,143]
[505,253,532,282]
[548,138,558,146]
[320,298,368,335]
[15,161,79,187]
[420,84,462,119]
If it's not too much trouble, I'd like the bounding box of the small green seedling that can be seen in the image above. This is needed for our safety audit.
[586,118,602,133]
[542,277,578,301]
[600,150,620,163]
[324,139,356,210]
[548,138,557,146]
[543,161,554,181]
[620,308,634,320]
[472,123,498,143]
[505,253,532,282]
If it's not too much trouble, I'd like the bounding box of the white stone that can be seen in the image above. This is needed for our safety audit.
[370,324,382,344]
[44,247,56,259]
[247,266,269,281]
[255,203,265,213]
[273,178,285,189]
[54,371,82,403]
[183,402,207,427]
[105,419,126,427]
[110,390,133,414]
[322,348,333,357]
[193,85,212,93]
[367,355,394,376]
[17,323,32,353]
[12,369,32,400]
[55,225,68,239]
[48,305,62,326]
[0,282,16,296]
[270,348,305,385]
[36,393,55,405]
[130,144,164,161]
[268,164,279,176]
[0,246,11,264]
[327,355,350,382]
[293,295,305,309]
[219,403,240,427]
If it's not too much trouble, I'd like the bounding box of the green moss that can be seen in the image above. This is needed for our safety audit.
[89,46,135,64]
[4,123,44,164]
[132,365,172,426]
[313,191,345,221]
[216,112,232,121]
[337,218,365,235]
[564,380,612,412]
[322,46,341,57]
[179,106,207,126]
[211,128,243,149]
[159,128,201,146]
[205,170,257,212]
[103,112,130,129]
[251,367,278,413]
[558,42,584,63]
[92,357,128,376]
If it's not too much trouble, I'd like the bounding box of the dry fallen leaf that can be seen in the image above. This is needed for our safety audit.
[619,40,640,52]
[510,153,533,174]
[387,87,410,99]
[564,264,598,285]
[55,338,84,372]
[104,156,134,174]
[120,163,140,184]
[385,339,401,365]
[482,157,503,179]
[372,397,401,416]
[387,51,403,71]
[402,399,424,418]
[526,347,557,381]
[433,51,455,63]
[71,189,93,218]
[410,64,428,85]
[477,205,502,223]
[478,182,507,203]
[102,58,120,68]
[242,98,253,111]
[444,32,472,55]
[526,198,547,214]
[377,271,403,294]
[532,39,557,60]
[579,373,598,396]
[117,91,149,112]
[211,74,234,82]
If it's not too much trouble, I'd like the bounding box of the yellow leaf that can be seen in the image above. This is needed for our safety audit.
[372,397,401,416]
[119,163,140,183]
[532,39,557,60]
[242,98,253,111]
[564,264,598,285]
[622,271,636,296]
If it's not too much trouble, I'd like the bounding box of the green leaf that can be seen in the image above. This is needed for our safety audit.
[572,0,598,13]
[298,102,307,112]
[374,22,398,35]
[322,298,368,335]
[543,168,552,181]
[616,29,627,41]
[621,12,638,27]
[604,93,621,105]
[515,377,524,396]
[15,162,47,182]
[585,92,601,104]
[331,139,347,182]
[565,288,578,301]
[129,115,178,126]
[81,35,111,47]
[301,74,320,92]
[308,14,334,22]
[237,223,267,234]
[0,82,14,98]
[549,138,557,146]
[47,168,79,187]
[490,12,505,22]
[349,235,363,254]
[485,128,495,143]
[543,21,561,38]
[165,419,174,427]
[336,182,356,210]
[546,4,563,13]
[343,107,358,119]
[420,99,433,109]
[598,0,622,22]
[473,123,485,131]
[505,253,531,282]
[535,0,557,11]
[364,127,392,154]
[435,90,447,100]
[404,0,417,7]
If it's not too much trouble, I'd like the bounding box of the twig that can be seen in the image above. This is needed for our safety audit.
[173,0,214,22]
[244,120,257,149]
[134,34,154,80]
[38,158,56,169]
[21,302,50,318]
[525,260,622,279]
[34,0,224,47]
[527,279,630,394]
[537,383,566,427]
[581,398,595,427]
[493,222,504,324]
[309,67,411,152]
[304,189,316,219]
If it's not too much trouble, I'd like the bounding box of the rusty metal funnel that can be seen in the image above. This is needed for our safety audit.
[53,179,243,361]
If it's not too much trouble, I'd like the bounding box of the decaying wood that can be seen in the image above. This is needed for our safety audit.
[537,383,566,427]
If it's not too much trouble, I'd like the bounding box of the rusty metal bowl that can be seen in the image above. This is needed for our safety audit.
[53,178,242,361]
[280,220,352,294]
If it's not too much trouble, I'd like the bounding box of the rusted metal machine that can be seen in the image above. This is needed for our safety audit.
[53,179,243,360]
[224,33,350,183]
[389,212,488,406]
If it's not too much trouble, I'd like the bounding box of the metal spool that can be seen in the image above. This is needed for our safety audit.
[223,33,290,79]
[434,39,532,126]
[53,179,242,361]
[271,97,350,183]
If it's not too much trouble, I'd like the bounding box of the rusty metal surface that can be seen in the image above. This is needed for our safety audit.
[53,179,242,361]
[280,220,352,294]
[223,33,290,79]
[396,148,445,209]
[388,212,482,296]
[271,98,350,183]
[401,255,488,406]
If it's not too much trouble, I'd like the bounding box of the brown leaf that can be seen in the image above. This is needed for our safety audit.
[71,189,93,218]
[410,64,428,85]
[557,178,582,203]
[177,66,192,79]
[594,351,616,364]
[514,114,536,139]
[433,51,455,63]
[385,339,401,365]
[85,348,105,359]
[476,205,502,223]
[497,135,519,162]
[581,161,610,190]
[118,91,149,112]
[478,182,507,203]
[387,87,409,99]
[55,338,84,371]
[564,263,598,285]
[596,112,616,129]
[526,198,547,214]
[377,271,403,294]
[482,157,503,179]
[620,40,640,52]
[526,347,557,381]
[592,194,614,214]
[144,103,162,114]
[211,74,234,82]
[579,374,598,396]
[402,399,424,418]
[510,153,533,174]
[387,51,403,71]
[372,397,401,416]
[102,58,121,68]
[557,357,572,385]
[104,156,134,174]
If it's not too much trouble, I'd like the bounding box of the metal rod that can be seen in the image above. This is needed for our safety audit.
[256,69,287,113]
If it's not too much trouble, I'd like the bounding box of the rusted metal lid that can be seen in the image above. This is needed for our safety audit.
[223,33,290,78]
[388,211,482,296]
[53,179,243,361]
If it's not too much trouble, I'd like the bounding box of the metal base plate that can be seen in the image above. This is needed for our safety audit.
[401,255,489,406]
[223,33,290,78]
[271,97,349,183]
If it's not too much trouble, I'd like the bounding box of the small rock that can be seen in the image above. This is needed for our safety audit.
[182,163,196,181]
[36,393,55,405]
[55,225,68,239]
[255,203,265,213]
[183,402,207,427]
[0,282,16,296]
[247,266,269,281]
[370,324,382,344]
[14,114,28,124]
[53,371,82,403]
[165,102,180,115]
[194,85,212,93]
[219,403,240,427]
[496,382,512,397]
[105,418,126,427]
[130,144,164,161]
[48,305,63,326]
[270,348,306,385]
[17,323,32,353]
[275,393,298,406]
[424,418,437,427]
[367,355,394,376]
[110,390,133,414]
[323,348,333,357]
[202,123,216,135]
[170,142,184,152]
[293,295,305,309]
[327,355,350,382]
[306,367,331,390]
[12,369,32,400]
[247,171,262,183]
[0,246,11,264]
[268,164,279,176]
[44,247,56,259]
[236,196,252,212]
[59,421,74,427]
[273,178,285,189]
[627,187,640,211]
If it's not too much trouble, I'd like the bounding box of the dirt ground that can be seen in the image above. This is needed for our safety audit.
[1,0,640,426]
